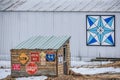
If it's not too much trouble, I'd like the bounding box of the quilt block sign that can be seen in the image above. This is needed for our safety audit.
[86,15,115,46]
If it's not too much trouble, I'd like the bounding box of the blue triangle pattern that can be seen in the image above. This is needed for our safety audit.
[105,38,112,45]
[107,35,114,44]
[104,35,114,45]
[89,27,97,31]
[88,35,97,45]
[89,30,98,35]
[88,17,94,26]
[89,16,97,23]
[100,18,104,28]
[101,34,104,42]
[108,18,113,27]
[97,17,101,27]
[88,34,93,43]
[103,30,112,34]
[98,34,101,42]
[104,27,112,31]
[88,37,97,45]
[104,16,113,24]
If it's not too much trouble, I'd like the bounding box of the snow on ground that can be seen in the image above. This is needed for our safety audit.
[71,61,111,67]
[16,76,47,80]
[0,61,10,68]
[70,67,120,75]
[0,69,11,79]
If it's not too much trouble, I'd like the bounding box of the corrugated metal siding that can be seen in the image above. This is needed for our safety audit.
[0,12,55,51]
[15,36,70,49]
[0,12,120,61]
[0,0,120,12]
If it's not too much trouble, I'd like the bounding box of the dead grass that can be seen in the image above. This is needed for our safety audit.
[46,75,92,80]
[98,61,120,68]
[47,74,120,80]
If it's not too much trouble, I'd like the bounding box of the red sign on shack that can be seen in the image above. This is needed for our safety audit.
[31,52,39,62]
[12,64,20,71]
[26,62,38,75]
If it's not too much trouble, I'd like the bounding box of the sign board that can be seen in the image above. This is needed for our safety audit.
[40,51,46,58]
[46,54,55,61]
[58,54,63,64]
[12,64,20,70]
[40,52,46,65]
[19,53,29,65]
[31,52,39,62]
[26,62,38,75]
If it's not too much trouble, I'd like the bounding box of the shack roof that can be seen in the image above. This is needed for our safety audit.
[0,0,120,12]
[14,36,70,50]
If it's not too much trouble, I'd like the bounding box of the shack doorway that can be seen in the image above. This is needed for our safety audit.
[63,45,68,75]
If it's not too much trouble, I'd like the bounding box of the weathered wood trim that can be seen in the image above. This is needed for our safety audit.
[56,50,58,76]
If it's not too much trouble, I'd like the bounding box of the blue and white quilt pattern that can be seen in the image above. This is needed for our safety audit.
[87,15,115,46]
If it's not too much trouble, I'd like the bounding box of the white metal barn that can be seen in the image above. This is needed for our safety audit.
[0,0,120,61]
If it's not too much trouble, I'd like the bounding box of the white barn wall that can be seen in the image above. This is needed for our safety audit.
[0,12,120,61]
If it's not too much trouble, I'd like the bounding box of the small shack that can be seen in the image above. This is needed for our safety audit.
[11,36,71,77]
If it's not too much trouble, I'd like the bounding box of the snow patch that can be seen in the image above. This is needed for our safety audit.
[71,67,120,75]
[0,69,11,79]
[71,61,111,67]
[16,76,47,80]
[0,61,11,68]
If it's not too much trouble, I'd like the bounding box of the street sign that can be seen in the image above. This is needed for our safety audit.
[12,64,20,71]
[58,54,63,64]
[40,52,46,65]
[31,52,39,62]
[18,53,29,65]
[46,54,55,61]
[26,62,38,75]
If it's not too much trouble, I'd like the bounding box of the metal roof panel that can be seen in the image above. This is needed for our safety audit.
[0,0,120,12]
[14,35,70,49]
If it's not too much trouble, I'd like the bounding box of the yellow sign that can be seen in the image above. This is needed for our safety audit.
[40,52,46,65]
[40,52,46,58]
[19,53,29,65]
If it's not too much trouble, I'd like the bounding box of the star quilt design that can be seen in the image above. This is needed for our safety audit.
[86,15,115,46]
